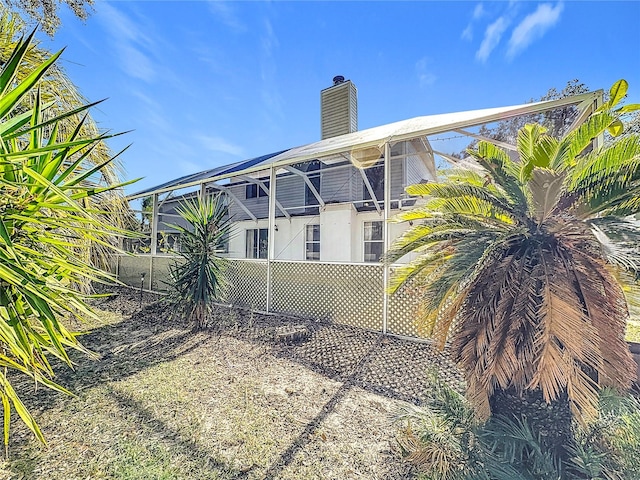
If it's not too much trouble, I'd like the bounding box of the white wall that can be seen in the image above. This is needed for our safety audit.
[228,205,413,264]
[320,204,354,262]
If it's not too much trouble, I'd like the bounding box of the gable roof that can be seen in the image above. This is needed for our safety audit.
[128,90,601,200]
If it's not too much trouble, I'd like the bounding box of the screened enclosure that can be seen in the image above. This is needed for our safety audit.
[116,89,603,339]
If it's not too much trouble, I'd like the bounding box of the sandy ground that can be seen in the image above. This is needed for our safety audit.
[1,287,464,480]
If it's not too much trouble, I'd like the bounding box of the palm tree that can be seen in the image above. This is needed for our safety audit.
[3,0,93,36]
[387,80,640,445]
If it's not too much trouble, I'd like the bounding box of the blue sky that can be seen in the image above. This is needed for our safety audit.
[41,1,640,195]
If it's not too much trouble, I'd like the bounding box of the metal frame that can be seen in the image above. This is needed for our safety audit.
[122,91,603,338]
[126,91,602,201]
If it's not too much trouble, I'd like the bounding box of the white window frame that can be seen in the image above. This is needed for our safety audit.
[305,224,320,261]
[363,220,384,263]
[246,228,268,259]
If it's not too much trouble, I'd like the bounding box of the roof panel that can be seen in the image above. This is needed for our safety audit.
[129,150,288,198]
[128,91,600,199]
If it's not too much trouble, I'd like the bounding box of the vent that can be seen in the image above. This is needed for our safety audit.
[321,77,357,140]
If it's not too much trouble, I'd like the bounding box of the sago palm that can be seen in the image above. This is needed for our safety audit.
[0,30,134,446]
[167,194,232,331]
[387,80,640,429]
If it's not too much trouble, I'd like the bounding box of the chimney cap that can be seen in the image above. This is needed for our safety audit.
[332,75,345,86]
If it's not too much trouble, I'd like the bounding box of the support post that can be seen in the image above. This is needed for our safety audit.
[594,92,604,151]
[266,166,277,312]
[149,193,160,290]
[150,193,159,256]
[382,142,391,335]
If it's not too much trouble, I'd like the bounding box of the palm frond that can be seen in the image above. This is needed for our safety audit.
[467,141,528,211]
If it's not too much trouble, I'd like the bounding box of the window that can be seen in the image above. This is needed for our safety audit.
[363,161,384,203]
[305,225,320,261]
[246,228,268,259]
[304,160,321,214]
[363,221,383,262]
[245,180,269,199]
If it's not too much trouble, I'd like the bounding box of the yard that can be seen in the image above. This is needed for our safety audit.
[0,288,462,480]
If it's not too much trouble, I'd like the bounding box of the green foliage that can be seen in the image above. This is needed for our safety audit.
[396,377,640,479]
[0,10,133,272]
[395,373,488,480]
[166,194,232,331]
[0,31,133,446]
[388,79,640,424]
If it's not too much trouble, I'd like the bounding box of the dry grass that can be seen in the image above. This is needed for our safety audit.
[627,319,640,343]
[0,289,424,480]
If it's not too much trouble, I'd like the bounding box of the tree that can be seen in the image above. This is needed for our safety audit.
[485,79,591,144]
[0,9,131,271]
[3,0,93,35]
[166,194,232,331]
[467,79,640,151]
[387,80,640,453]
[0,30,134,445]
[395,374,640,479]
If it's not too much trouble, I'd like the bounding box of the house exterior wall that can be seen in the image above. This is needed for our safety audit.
[227,204,412,263]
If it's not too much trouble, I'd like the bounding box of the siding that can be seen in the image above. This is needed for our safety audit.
[228,183,269,221]
[390,159,404,199]
[406,156,430,185]
[276,173,306,216]
[320,164,353,204]
[320,81,357,139]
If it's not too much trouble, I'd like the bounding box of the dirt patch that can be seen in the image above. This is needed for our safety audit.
[1,286,463,480]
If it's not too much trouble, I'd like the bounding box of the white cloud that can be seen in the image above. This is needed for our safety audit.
[476,16,510,62]
[208,0,246,32]
[507,2,564,58]
[178,160,205,175]
[259,18,283,120]
[461,24,473,41]
[96,3,156,82]
[196,135,244,157]
[416,57,437,87]
[461,3,485,41]
[473,3,485,19]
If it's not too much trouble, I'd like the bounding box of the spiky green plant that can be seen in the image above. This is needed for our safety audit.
[387,79,640,427]
[0,30,135,447]
[395,377,640,479]
[395,372,487,480]
[0,9,132,272]
[166,193,232,331]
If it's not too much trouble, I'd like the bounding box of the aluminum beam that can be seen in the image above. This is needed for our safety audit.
[358,168,382,214]
[236,174,291,219]
[213,185,257,222]
[382,142,390,335]
[150,193,159,255]
[281,166,325,207]
[452,128,517,151]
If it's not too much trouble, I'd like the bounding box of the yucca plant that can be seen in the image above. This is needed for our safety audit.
[166,193,232,331]
[388,80,640,450]
[0,30,134,447]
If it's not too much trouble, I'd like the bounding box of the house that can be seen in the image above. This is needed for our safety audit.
[120,78,603,338]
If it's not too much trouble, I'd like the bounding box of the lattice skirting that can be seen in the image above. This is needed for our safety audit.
[271,261,383,331]
[115,255,426,338]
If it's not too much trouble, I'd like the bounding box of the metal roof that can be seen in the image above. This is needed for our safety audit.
[128,90,601,200]
[130,150,289,198]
